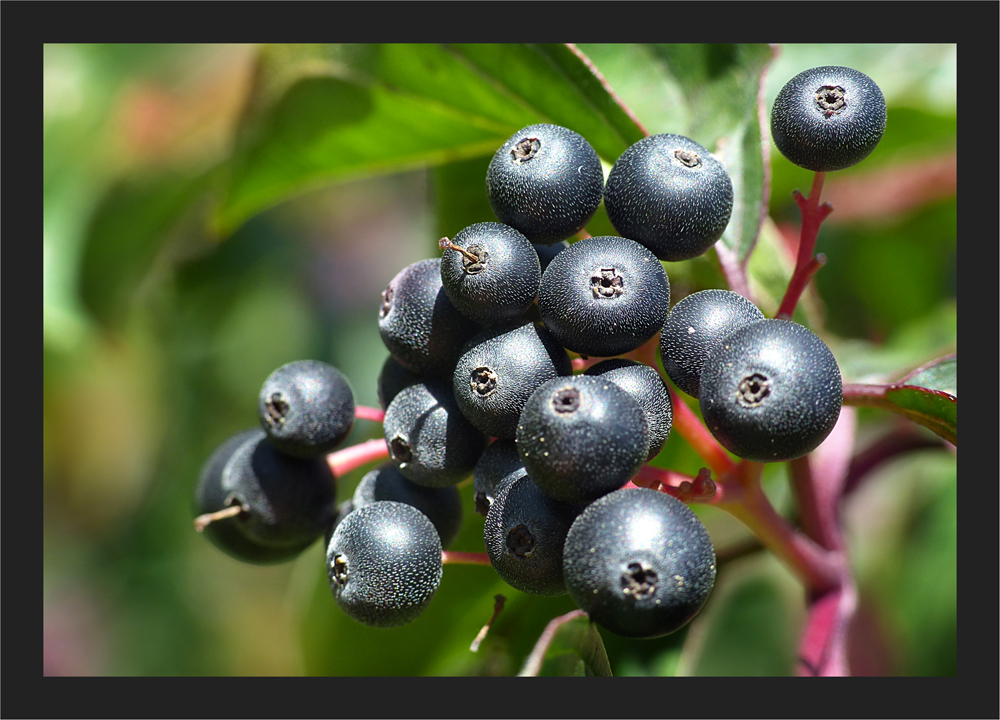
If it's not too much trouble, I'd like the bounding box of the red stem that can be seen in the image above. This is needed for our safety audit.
[776,172,832,319]
[326,438,388,477]
[354,405,385,423]
[716,462,841,593]
[668,385,736,476]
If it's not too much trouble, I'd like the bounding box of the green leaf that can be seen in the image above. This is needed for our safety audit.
[678,554,802,676]
[530,613,614,677]
[218,43,647,235]
[844,354,957,445]
[78,169,214,329]
[885,355,957,442]
[579,44,775,268]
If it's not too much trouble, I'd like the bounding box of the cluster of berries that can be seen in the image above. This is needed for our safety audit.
[195,66,883,643]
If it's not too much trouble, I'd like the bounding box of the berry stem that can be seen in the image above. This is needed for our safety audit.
[667,385,736,476]
[630,465,722,504]
[327,438,389,477]
[193,504,244,532]
[776,171,833,319]
[518,609,590,677]
[470,594,506,652]
[439,237,482,264]
[717,461,841,592]
[354,405,385,423]
[441,551,492,566]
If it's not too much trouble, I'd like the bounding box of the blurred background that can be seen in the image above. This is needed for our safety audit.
[43,43,956,676]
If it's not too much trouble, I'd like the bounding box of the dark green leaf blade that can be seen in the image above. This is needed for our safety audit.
[577,44,775,282]
[520,613,613,677]
[218,43,649,235]
[843,354,957,445]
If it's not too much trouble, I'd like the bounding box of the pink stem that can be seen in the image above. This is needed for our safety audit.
[776,172,833,319]
[797,577,857,676]
[326,439,388,477]
[354,405,385,423]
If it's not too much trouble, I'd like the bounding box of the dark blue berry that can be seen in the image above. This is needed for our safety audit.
[472,439,527,517]
[382,378,488,487]
[327,501,443,628]
[486,123,604,243]
[538,235,670,358]
[484,476,584,596]
[452,320,572,439]
[195,429,336,564]
[771,66,886,172]
[378,258,479,376]
[353,462,463,549]
[563,487,716,638]
[659,289,765,399]
[439,222,541,326]
[516,375,648,505]
[699,319,843,462]
[258,360,355,458]
[604,134,734,261]
[584,358,673,461]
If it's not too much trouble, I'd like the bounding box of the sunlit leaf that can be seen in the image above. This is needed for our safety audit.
[579,43,775,271]
[218,43,647,235]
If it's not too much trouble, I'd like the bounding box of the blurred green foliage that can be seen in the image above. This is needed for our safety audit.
[43,43,955,677]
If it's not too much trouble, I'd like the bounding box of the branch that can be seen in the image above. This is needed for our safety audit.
[776,172,833,319]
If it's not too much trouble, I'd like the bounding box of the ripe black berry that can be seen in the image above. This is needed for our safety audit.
[195,429,336,564]
[452,320,572,439]
[484,476,584,596]
[376,354,421,411]
[439,222,541,326]
[258,360,355,458]
[327,501,443,628]
[516,375,649,505]
[584,358,673,461]
[486,123,604,243]
[537,235,670,358]
[699,319,843,462]
[770,65,887,172]
[382,378,488,487]
[604,134,734,262]
[353,462,463,549]
[472,439,527,517]
[659,289,765,399]
[378,258,479,376]
[563,487,716,638]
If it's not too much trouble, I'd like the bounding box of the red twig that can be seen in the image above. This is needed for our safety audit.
[668,385,736,476]
[716,461,841,593]
[629,465,722,504]
[776,172,833,319]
